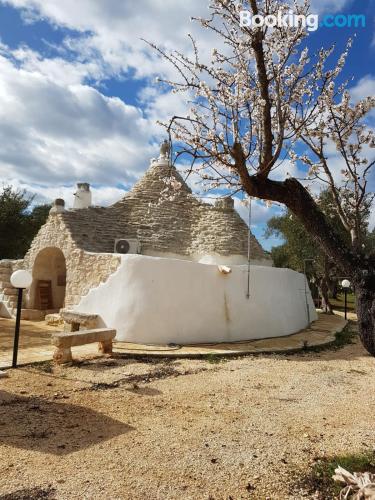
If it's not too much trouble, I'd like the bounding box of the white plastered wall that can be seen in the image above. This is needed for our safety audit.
[142,250,272,266]
[73,254,317,344]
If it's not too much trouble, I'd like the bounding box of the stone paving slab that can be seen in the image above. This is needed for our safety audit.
[114,313,347,358]
[0,313,347,367]
[0,319,97,369]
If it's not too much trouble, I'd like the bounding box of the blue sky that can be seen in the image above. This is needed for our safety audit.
[0,0,374,251]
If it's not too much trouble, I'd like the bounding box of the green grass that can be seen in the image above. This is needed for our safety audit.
[299,322,356,355]
[301,451,375,498]
[204,353,224,364]
[330,292,356,313]
[333,322,356,348]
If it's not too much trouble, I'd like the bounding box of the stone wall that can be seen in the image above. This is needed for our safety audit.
[22,213,121,309]
[0,259,24,317]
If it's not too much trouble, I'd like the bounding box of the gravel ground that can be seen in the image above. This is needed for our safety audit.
[1,323,374,500]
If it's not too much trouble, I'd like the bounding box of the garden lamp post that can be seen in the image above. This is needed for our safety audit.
[341,279,351,320]
[10,270,32,368]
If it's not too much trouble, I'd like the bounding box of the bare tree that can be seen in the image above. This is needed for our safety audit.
[148,0,375,354]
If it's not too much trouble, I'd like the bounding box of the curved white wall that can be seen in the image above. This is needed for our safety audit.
[74,254,317,344]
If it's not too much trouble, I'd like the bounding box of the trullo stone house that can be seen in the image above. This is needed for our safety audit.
[0,146,316,344]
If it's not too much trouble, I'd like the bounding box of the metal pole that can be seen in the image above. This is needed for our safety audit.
[12,288,23,368]
[304,260,310,325]
[344,289,347,320]
[246,197,251,299]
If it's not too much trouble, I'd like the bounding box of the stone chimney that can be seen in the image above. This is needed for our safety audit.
[49,198,65,214]
[73,183,92,209]
[151,139,170,167]
[215,196,234,210]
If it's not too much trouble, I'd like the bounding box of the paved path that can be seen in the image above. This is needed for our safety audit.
[0,313,347,368]
[115,313,347,357]
[0,319,92,369]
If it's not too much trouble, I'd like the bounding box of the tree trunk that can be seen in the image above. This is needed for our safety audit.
[330,282,338,300]
[319,280,333,314]
[232,154,362,275]
[322,256,333,314]
[355,274,375,356]
[231,146,375,354]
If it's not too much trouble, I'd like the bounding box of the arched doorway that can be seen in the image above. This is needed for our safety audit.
[30,247,66,311]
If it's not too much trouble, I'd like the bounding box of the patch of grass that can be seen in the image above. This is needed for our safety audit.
[204,353,223,364]
[298,451,375,498]
[83,364,196,391]
[28,360,54,373]
[330,292,356,313]
[297,322,356,355]
[89,381,120,391]
[334,322,356,348]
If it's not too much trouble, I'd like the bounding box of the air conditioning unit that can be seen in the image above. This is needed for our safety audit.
[114,238,141,255]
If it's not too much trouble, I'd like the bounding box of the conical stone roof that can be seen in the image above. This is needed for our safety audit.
[57,159,270,263]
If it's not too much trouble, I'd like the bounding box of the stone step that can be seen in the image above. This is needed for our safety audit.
[45,313,63,326]
[0,300,15,318]
[3,288,17,296]
[0,261,13,269]
[6,297,17,307]
[21,309,46,321]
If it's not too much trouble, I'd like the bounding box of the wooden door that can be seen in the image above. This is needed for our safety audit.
[37,280,53,310]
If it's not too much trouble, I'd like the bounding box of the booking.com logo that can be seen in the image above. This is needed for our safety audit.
[239,10,366,32]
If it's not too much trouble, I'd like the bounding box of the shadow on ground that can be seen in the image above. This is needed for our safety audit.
[0,390,133,455]
[0,485,56,500]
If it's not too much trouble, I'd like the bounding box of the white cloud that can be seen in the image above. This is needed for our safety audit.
[0,0,217,202]
[0,0,371,222]
[5,178,127,207]
[349,75,375,125]
[0,48,166,192]
[350,75,375,104]
[9,45,106,85]
[1,0,354,90]
[233,197,283,227]
[369,204,375,231]
[1,0,213,80]
[308,0,353,14]
[269,158,307,182]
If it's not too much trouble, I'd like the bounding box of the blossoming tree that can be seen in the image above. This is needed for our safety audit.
[149,0,375,355]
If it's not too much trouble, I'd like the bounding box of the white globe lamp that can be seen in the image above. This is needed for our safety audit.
[10,270,32,289]
[341,279,351,289]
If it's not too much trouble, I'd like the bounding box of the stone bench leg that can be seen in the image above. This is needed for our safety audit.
[98,340,112,354]
[53,347,73,364]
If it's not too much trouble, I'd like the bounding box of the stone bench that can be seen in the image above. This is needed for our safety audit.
[51,328,116,364]
[60,309,99,332]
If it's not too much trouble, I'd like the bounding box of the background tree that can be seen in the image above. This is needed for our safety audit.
[364,228,375,254]
[265,189,357,313]
[266,210,334,312]
[149,0,375,354]
[0,186,50,259]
